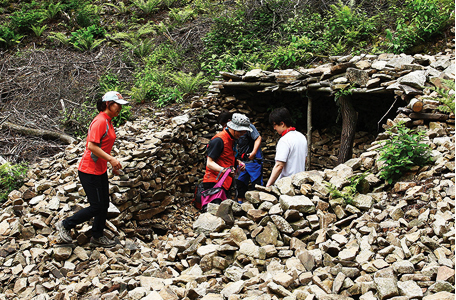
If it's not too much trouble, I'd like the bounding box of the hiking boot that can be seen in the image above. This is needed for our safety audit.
[90,236,116,248]
[56,220,72,243]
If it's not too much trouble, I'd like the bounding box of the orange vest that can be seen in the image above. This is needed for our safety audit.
[203,129,235,190]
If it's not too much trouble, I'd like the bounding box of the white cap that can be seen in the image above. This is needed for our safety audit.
[102,91,129,105]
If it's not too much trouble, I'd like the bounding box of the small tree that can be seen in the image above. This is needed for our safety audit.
[378,122,432,184]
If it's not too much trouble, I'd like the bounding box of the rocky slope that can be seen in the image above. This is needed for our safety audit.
[0,47,454,299]
[0,103,454,300]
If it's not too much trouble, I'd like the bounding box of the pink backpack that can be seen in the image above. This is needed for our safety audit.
[200,168,231,208]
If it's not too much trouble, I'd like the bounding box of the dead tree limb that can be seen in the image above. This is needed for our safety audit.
[1,121,75,144]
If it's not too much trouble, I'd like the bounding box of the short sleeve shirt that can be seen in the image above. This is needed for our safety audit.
[78,112,116,175]
[275,130,308,180]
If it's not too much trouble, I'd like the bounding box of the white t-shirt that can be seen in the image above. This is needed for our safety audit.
[275,130,308,180]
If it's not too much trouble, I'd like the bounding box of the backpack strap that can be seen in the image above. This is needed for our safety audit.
[213,167,231,188]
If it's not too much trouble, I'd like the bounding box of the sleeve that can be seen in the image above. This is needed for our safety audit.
[275,137,289,163]
[86,118,105,144]
[207,137,224,160]
[249,124,260,141]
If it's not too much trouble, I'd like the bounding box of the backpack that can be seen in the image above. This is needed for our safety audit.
[193,168,231,211]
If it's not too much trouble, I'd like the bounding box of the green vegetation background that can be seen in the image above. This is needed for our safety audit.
[0,0,453,108]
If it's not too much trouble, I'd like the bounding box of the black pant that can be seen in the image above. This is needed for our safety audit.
[63,171,110,238]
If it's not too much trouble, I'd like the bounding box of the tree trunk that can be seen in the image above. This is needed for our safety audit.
[338,95,358,165]
[306,96,312,171]
[1,122,75,144]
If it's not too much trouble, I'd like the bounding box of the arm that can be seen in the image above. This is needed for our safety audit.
[88,142,122,174]
[266,160,285,187]
[207,156,235,176]
[248,135,262,160]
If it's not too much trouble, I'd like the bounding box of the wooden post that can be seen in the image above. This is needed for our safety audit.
[306,96,312,171]
[337,95,358,165]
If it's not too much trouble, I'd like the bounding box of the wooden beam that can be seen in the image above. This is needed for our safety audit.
[306,96,312,171]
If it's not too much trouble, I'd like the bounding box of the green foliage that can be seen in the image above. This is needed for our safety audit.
[384,0,454,53]
[48,31,70,45]
[112,105,132,127]
[169,71,207,95]
[76,4,101,28]
[131,66,184,106]
[10,9,45,33]
[0,24,23,48]
[326,173,368,205]
[109,23,157,58]
[70,25,105,51]
[99,72,123,95]
[31,24,48,37]
[62,101,97,138]
[133,0,162,15]
[430,79,455,113]
[45,1,62,20]
[378,122,433,184]
[104,1,131,14]
[325,1,376,48]
[0,162,28,202]
[169,7,196,25]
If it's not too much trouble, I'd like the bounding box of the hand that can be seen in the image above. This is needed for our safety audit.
[238,162,245,172]
[109,158,122,173]
[248,152,255,160]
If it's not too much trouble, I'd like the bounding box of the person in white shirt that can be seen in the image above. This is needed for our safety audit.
[266,107,308,187]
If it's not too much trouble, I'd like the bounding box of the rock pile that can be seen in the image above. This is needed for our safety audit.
[0,48,454,299]
[0,106,454,299]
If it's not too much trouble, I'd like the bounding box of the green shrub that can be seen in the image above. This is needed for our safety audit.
[169,71,207,95]
[48,32,70,45]
[70,25,105,51]
[99,72,123,95]
[378,122,433,184]
[10,10,46,33]
[0,162,28,202]
[430,79,455,113]
[169,7,196,25]
[45,1,62,20]
[31,24,48,37]
[75,4,101,28]
[104,1,131,14]
[384,0,454,53]
[0,24,23,48]
[133,0,162,15]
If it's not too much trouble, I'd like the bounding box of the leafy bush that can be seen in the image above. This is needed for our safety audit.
[169,71,207,95]
[0,162,28,202]
[430,79,455,113]
[169,7,196,25]
[45,1,62,20]
[31,24,48,37]
[133,0,162,15]
[75,4,101,28]
[70,25,105,51]
[378,122,433,184]
[48,32,70,45]
[113,105,132,127]
[0,24,23,48]
[384,0,454,53]
[99,72,123,95]
[10,10,45,33]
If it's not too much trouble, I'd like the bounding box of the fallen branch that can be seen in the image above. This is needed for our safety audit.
[1,121,75,144]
